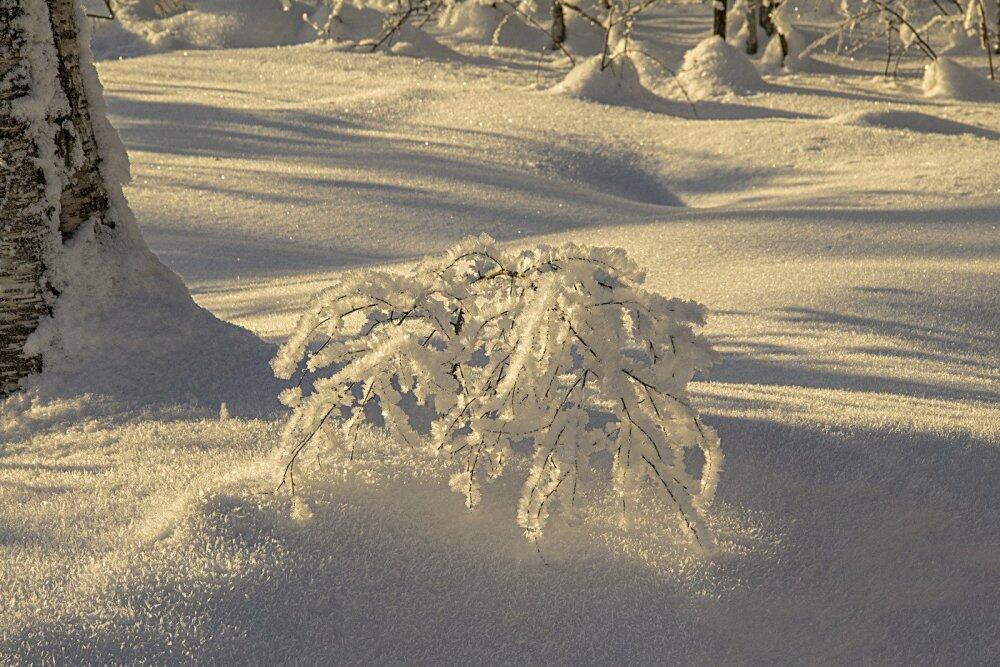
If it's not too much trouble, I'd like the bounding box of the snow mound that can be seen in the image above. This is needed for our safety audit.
[922,57,1000,102]
[729,21,769,56]
[90,0,316,60]
[322,2,385,43]
[440,1,550,51]
[550,55,677,112]
[22,219,280,416]
[828,109,999,138]
[757,27,836,74]
[678,36,765,99]
[384,25,460,59]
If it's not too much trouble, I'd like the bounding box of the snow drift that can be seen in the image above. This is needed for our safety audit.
[827,109,999,139]
[550,55,679,112]
[922,57,1000,102]
[439,0,550,51]
[90,0,317,59]
[677,36,765,99]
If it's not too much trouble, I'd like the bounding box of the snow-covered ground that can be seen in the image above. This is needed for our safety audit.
[2,3,999,662]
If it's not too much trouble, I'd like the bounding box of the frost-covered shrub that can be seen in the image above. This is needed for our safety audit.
[272,236,723,547]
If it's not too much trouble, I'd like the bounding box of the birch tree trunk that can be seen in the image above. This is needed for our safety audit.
[0,0,112,396]
[1,0,47,393]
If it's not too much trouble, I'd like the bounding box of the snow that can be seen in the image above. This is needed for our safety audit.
[439,0,551,52]
[942,20,987,56]
[549,54,683,112]
[757,25,841,75]
[922,56,1000,102]
[379,24,459,59]
[677,36,766,99]
[315,2,459,58]
[90,0,317,59]
[3,2,1000,662]
[827,108,1000,138]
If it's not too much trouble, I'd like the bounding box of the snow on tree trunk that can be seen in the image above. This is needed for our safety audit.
[48,0,112,236]
[762,0,787,62]
[759,0,776,36]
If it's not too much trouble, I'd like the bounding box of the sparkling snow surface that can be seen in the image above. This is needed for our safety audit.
[2,7,999,662]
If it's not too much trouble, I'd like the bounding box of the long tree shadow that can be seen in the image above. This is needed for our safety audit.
[710,280,998,403]
[709,356,997,402]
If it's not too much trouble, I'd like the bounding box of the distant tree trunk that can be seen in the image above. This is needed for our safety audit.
[996,0,1000,54]
[746,0,760,54]
[713,0,728,39]
[0,0,113,396]
[977,0,995,78]
[760,0,788,61]
[759,0,775,36]
[550,0,565,49]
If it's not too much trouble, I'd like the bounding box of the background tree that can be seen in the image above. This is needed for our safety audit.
[745,0,760,54]
[713,0,728,38]
[551,0,566,48]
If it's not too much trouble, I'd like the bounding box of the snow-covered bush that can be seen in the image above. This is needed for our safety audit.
[439,0,552,51]
[304,0,545,55]
[272,235,723,547]
[800,0,996,77]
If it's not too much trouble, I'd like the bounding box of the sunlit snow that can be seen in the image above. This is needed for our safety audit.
[2,1,998,662]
